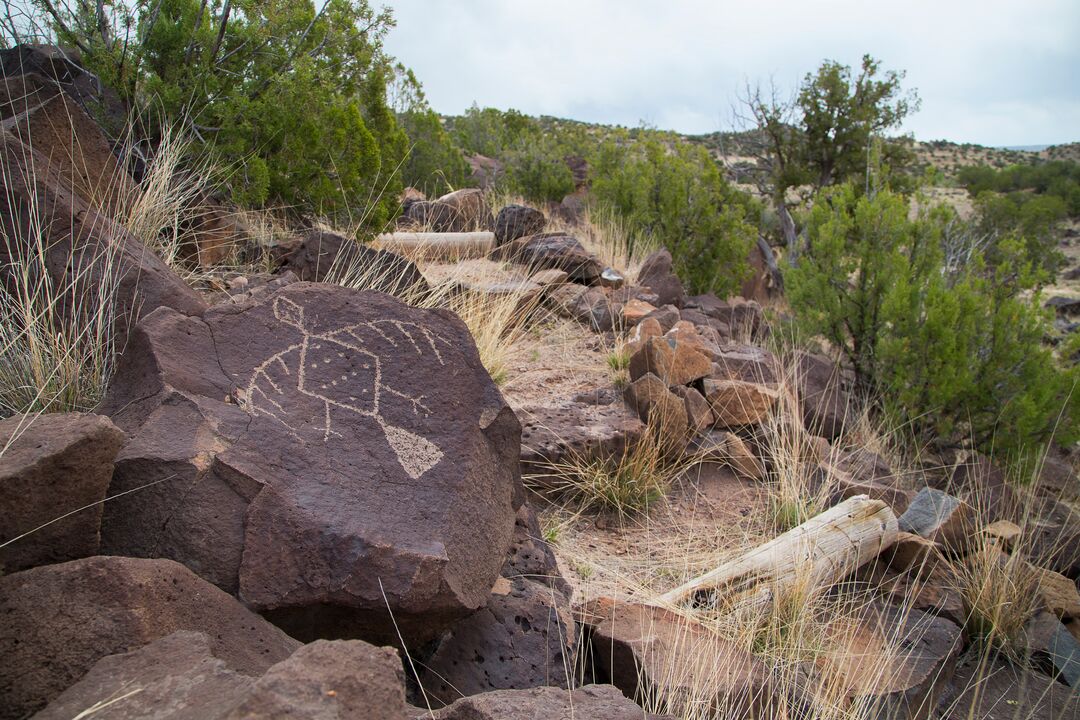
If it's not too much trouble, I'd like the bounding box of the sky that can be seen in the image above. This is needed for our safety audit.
[382,0,1080,148]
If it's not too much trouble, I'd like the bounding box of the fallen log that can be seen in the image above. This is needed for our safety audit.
[655,495,898,608]
[375,231,494,260]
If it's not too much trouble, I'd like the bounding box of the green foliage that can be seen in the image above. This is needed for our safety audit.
[973,191,1067,279]
[389,64,468,197]
[788,183,1079,458]
[504,134,576,203]
[47,0,411,228]
[590,133,758,296]
[795,55,919,189]
[958,160,1080,215]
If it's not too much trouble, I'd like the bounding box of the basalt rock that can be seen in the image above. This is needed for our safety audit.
[0,413,125,573]
[0,556,300,719]
[98,283,521,645]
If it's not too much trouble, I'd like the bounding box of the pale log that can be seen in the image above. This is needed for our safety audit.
[375,231,494,260]
[655,495,898,608]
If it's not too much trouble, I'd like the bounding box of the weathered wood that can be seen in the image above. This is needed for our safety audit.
[375,231,494,260]
[655,495,898,608]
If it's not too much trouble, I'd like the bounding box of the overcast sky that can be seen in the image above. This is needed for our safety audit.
[383,0,1080,147]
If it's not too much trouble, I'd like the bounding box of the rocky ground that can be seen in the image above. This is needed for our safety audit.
[1,45,1080,720]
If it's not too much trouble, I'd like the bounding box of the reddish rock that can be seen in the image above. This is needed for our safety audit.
[98,283,521,644]
[415,576,576,705]
[518,401,645,480]
[718,431,764,480]
[642,304,681,333]
[186,193,251,267]
[824,604,961,720]
[622,298,658,325]
[637,248,686,307]
[628,336,712,387]
[421,684,672,719]
[2,76,133,214]
[495,232,604,284]
[884,532,939,573]
[1034,566,1080,619]
[672,385,714,435]
[0,556,300,719]
[0,413,124,573]
[703,379,779,428]
[625,373,689,431]
[579,597,780,716]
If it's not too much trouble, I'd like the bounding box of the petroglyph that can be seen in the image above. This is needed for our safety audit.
[241,296,452,479]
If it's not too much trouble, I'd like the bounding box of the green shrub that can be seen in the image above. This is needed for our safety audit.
[50,0,409,228]
[787,183,1079,460]
[398,108,469,197]
[590,134,758,296]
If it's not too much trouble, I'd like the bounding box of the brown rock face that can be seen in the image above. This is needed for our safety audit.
[0,413,125,573]
[672,385,714,435]
[35,631,408,720]
[704,379,779,428]
[939,656,1079,720]
[824,604,961,720]
[415,576,577,705]
[712,344,779,384]
[33,631,257,720]
[421,684,673,720]
[0,556,300,719]
[628,336,712,387]
[98,283,521,644]
[225,639,407,719]
[579,597,780,716]
[494,204,546,246]
[637,248,686,307]
[502,504,570,596]
[0,131,206,347]
[624,373,689,433]
[405,188,493,232]
[271,229,429,295]
[1,75,134,214]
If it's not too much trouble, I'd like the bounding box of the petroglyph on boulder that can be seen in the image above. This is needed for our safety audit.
[99,283,522,644]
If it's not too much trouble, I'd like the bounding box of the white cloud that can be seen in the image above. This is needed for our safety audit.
[383,0,1080,146]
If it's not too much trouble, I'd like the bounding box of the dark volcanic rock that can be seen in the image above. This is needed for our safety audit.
[225,638,407,719]
[493,232,604,284]
[938,655,1080,720]
[0,556,300,720]
[637,248,686,308]
[404,188,492,232]
[420,684,672,719]
[415,576,577,706]
[271,229,429,296]
[0,413,125,573]
[33,631,256,720]
[0,131,206,347]
[796,351,849,440]
[502,504,570,596]
[494,203,546,246]
[35,632,409,720]
[98,283,521,644]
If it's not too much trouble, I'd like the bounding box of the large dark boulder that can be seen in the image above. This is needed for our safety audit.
[0,131,206,348]
[98,283,521,644]
[0,556,300,720]
[404,188,492,232]
[270,229,429,297]
[493,204,546,246]
[637,248,686,308]
[0,413,125,573]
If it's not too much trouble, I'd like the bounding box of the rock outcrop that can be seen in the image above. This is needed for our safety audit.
[0,413,125,573]
[0,556,300,719]
[98,283,521,644]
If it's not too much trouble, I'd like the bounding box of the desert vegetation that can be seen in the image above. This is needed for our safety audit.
[0,2,1078,720]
